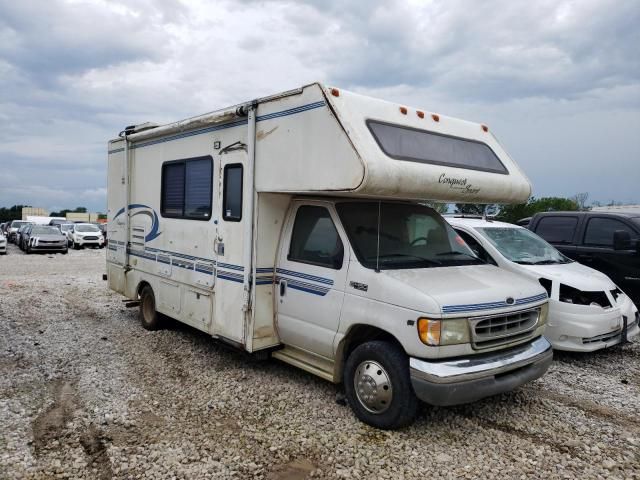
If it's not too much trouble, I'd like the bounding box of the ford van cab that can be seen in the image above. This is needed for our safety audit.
[106,83,552,429]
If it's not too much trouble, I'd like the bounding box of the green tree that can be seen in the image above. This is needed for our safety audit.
[0,205,30,223]
[423,201,449,214]
[497,196,579,224]
[454,203,495,215]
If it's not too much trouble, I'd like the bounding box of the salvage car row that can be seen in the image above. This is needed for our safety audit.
[0,220,106,254]
[446,215,639,354]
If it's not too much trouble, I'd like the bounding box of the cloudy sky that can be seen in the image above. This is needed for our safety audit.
[1,0,638,213]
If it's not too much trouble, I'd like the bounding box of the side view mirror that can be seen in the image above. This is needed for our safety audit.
[613,230,632,251]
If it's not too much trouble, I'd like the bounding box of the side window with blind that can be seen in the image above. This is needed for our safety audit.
[223,164,243,221]
[161,156,213,220]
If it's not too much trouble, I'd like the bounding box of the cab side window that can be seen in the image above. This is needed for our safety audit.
[456,229,496,265]
[535,216,577,244]
[289,206,344,269]
[583,218,636,247]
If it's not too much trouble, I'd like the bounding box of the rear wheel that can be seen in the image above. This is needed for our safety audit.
[344,340,418,430]
[139,285,161,330]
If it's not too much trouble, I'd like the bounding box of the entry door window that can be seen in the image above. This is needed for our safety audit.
[288,206,344,269]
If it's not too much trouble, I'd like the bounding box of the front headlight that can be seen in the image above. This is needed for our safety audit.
[418,317,470,346]
[538,303,549,325]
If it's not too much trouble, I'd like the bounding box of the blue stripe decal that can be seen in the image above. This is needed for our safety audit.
[217,273,244,283]
[287,283,329,296]
[108,101,326,154]
[218,262,244,271]
[442,293,547,314]
[275,268,334,285]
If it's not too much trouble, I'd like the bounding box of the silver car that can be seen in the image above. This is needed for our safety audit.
[23,225,68,254]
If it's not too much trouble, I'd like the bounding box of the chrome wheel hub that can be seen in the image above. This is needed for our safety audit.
[354,360,393,414]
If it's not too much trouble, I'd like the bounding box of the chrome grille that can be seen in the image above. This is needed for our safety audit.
[469,308,540,350]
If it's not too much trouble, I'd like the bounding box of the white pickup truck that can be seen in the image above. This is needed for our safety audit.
[106,83,552,429]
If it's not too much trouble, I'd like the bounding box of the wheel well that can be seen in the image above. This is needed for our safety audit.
[136,281,151,299]
[335,325,404,383]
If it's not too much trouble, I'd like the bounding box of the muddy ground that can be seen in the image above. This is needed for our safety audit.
[0,243,639,479]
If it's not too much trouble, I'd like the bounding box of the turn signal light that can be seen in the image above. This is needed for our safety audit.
[416,110,425,119]
[431,114,440,122]
[330,88,340,97]
[481,124,489,132]
[418,318,441,346]
[400,106,408,114]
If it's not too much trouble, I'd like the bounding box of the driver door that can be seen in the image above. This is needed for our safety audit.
[276,201,349,359]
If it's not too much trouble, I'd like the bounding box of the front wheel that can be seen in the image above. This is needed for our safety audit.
[344,340,418,430]
[139,285,161,330]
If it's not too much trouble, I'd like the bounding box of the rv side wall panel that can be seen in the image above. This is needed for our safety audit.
[255,85,364,193]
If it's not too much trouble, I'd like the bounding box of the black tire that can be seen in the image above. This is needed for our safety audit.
[62,249,68,255]
[25,244,31,255]
[73,241,80,250]
[139,285,161,330]
[344,340,419,430]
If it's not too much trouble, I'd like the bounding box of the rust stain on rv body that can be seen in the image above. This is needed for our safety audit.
[256,126,278,141]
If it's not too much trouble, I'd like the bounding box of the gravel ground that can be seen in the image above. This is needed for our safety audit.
[1,242,639,480]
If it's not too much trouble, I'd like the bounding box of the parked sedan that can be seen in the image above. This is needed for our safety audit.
[7,220,31,244]
[0,231,7,254]
[23,225,68,254]
[67,223,105,249]
[447,216,639,352]
[16,223,33,250]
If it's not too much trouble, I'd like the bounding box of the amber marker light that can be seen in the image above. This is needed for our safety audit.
[481,124,489,132]
[417,318,441,346]
[416,110,425,119]
[330,88,340,97]
[431,114,440,122]
[400,106,408,114]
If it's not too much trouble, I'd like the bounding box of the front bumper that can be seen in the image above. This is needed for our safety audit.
[30,244,67,251]
[409,336,553,406]
[545,298,639,352]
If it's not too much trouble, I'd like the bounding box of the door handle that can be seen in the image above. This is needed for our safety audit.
[279,280,287,296]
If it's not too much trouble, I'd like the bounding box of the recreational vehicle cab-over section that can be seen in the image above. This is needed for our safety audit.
[107,83,552,429]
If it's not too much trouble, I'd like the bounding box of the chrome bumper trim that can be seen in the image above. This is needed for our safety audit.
[409,336,553,385]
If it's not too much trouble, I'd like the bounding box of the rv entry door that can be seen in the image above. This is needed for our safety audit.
[276,202,348,359]
[213,149,247,344]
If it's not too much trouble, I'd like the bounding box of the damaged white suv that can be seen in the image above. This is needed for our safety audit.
[448,217,639,352]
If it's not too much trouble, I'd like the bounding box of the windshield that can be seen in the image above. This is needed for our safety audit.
[336,202,483,270]
[476,227,572,265]
[32,226,61,235]
[60,224,73,232]
[11,221,27,228]
[76,224,100,232]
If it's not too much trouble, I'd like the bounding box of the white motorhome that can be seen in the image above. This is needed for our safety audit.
[107,83,552,429]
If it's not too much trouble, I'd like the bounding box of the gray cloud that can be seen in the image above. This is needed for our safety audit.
[0,0,638,213]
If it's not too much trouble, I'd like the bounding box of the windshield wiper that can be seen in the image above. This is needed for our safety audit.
[375,253,442,266]
[530,260,563,265]
[435,251,481,261]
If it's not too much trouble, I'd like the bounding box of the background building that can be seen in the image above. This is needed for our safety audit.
[21,207,48,219]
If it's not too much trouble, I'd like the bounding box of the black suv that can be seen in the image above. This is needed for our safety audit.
[528,211,640,306]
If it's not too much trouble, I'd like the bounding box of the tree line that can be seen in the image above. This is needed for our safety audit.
[0,205,105,223]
